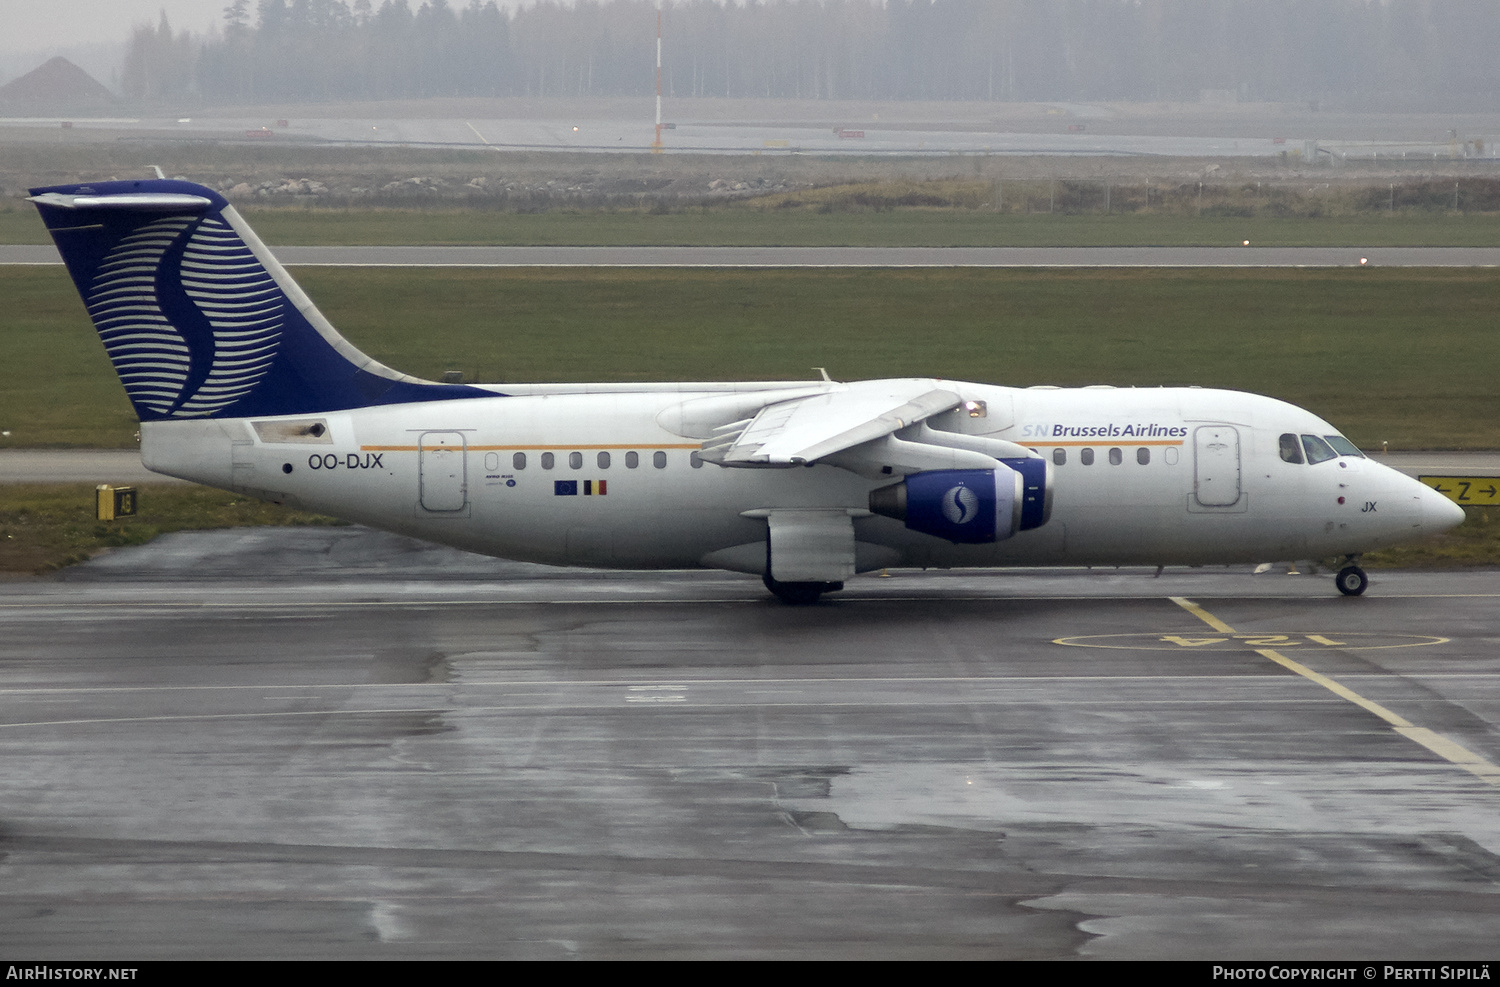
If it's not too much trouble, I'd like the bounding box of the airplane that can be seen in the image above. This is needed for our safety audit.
[29,178,1466,603]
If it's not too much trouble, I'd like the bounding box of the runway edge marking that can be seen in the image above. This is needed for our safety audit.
[1168,596,1500,787]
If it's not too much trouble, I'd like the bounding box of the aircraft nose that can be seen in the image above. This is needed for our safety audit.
[1419,481,1467,533]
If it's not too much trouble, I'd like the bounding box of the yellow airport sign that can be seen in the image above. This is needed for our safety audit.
[95,484,137,521]
[1419,476,1500,506]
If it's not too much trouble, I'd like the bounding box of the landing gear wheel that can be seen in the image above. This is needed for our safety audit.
[763,575,842,605]
[1335,565,1368,597]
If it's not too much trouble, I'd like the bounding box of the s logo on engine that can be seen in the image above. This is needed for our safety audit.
[941,485,979,524]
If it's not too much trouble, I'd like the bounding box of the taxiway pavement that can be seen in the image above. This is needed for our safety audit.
[0,113,1470,159]
[1,527,1498,959]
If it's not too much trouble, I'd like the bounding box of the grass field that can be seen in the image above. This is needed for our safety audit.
[3,265,1497,450]
[1366,506,1500,569]
[3,262,1496,574]
[0,484,340,575]
[10,203,1500,248]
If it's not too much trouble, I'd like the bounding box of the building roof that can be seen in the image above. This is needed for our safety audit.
[0,56,115,107]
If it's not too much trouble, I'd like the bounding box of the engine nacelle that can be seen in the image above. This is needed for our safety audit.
[869,461,1052,545]
[999,456,1052,532]
[869,467,1018,544]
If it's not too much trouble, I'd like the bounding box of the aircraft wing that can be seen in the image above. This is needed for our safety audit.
[699,380,964,467]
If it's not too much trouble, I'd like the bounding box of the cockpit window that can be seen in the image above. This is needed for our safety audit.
[1278,433,1304,464]
[1324,435,1364,458]
[1301,434,1338,465]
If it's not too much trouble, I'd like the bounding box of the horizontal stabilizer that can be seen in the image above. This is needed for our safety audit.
[28,191,212,212]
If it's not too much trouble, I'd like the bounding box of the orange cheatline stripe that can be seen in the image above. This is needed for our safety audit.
[361,443,704,452]
[364,440,1183,452]
[1044,440,1185,447]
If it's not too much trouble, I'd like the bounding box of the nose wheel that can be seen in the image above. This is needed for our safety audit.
[1335,560,1368,597]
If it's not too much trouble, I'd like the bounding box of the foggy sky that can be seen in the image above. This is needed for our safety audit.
[0,0,221,84]
[0,0,533,83]
[9,1,1499,111]
[3,1,225,52]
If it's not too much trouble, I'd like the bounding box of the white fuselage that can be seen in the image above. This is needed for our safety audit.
[140,380,1459,572]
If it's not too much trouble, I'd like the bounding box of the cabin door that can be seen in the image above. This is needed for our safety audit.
[1193,425,1241,507]
[419,431,468,512]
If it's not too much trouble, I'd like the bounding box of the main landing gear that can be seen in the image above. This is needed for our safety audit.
[1335,556,1368,597]
[763,574,844,605]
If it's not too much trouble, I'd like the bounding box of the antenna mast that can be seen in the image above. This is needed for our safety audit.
[652,1,664,152]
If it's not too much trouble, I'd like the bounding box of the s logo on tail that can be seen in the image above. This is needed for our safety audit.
[87,214,282,417]
[30,179,495,421]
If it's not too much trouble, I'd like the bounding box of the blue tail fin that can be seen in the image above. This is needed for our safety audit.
[30,179,493,421]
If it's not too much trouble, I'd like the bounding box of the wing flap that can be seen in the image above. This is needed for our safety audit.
[703,381,963,467]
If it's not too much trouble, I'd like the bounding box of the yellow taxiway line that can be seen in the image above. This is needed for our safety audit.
[1169,596,1500,787]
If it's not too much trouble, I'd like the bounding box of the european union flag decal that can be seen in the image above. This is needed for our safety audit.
[555,479,608,496]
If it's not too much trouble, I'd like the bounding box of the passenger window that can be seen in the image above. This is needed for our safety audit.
[1324,435,1364,458]
[569,451,583,469]
[1080,448,1094,466]
[541,452,554,470]
[1053,448,1066,466]
[1109,447,1122,466]
[1137,447,1150,465]
[597,451,610,469]
[653,451,667,469]
[512,452,526,470]
[690,452,704,469]
[1301,434,1338,465]
[1279,433,1304,464]
[625,451,639,469]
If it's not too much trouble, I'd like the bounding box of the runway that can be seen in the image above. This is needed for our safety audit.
[0,112,1469,159]
[6,244,1500,267]
[2,526,1499,959]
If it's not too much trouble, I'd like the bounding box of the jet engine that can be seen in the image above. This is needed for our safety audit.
[869,458,1051,544]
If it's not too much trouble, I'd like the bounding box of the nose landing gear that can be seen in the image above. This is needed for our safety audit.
[1335,556,1368,596]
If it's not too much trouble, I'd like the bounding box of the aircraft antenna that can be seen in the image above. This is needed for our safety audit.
[652,1,664,153]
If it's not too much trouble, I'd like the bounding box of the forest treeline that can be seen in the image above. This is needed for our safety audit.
[122,0,1500,109]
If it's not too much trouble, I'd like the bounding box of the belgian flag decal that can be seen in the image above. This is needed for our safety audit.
[554,480,607,496]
